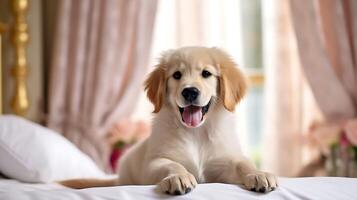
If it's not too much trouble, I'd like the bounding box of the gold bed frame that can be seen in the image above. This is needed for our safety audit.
[0,22,4,114]
[0,0,30,116]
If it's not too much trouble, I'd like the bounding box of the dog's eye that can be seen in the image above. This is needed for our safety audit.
[202,70,212,78]
[173,71,182,80]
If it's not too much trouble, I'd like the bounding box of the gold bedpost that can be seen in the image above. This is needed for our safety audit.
[0,23,5,114]
[10,0,29,116]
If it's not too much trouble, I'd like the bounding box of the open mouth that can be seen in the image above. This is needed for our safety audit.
[178,101,211,128]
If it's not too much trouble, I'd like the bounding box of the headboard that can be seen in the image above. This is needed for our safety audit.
[0,0,30,116]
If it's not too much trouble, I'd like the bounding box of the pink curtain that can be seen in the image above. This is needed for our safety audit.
[47,0,157,170]
[263,0,357,176]
[290,0,357,121]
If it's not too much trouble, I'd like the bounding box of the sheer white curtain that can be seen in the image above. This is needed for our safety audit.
[261,0,322,176]
[150,0,243,64]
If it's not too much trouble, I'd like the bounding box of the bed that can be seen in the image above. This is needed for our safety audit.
[1,1,357,200]
[1,176,357,200]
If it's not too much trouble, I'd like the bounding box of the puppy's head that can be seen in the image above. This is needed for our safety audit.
[145,47,247,128]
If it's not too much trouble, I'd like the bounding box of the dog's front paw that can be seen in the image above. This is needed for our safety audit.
[158,173,197,195]
[243,171,277,193]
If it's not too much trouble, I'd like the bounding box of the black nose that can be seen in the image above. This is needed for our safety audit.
[182,87,200,102]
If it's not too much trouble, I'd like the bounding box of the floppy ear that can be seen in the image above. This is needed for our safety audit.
[144,67,166,113]
[219,61,247,112]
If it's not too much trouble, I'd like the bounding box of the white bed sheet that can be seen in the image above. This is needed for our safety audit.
[0,177,356,200]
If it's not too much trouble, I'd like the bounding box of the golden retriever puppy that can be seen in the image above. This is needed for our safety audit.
[61,46,277,195]
[117,46,277,194]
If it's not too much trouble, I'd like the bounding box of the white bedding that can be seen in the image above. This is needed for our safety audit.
[0,177,356,200]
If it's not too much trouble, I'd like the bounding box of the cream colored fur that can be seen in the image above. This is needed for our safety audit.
[60,46,277,195]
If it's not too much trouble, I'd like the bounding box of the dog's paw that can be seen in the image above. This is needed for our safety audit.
[158,173,197,195]
[243,171,277,193]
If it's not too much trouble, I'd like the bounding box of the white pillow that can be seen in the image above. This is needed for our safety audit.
[0,115,107,183]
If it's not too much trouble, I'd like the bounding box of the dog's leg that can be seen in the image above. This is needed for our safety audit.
[205,157,277,193]
[146,158,197,195]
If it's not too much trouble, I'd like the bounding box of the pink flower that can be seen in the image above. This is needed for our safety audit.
[308,121,341,154]
[344,119,357,146]
[107,119,136,145]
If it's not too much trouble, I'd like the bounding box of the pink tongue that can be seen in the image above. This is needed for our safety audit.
[182,106,202,127]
